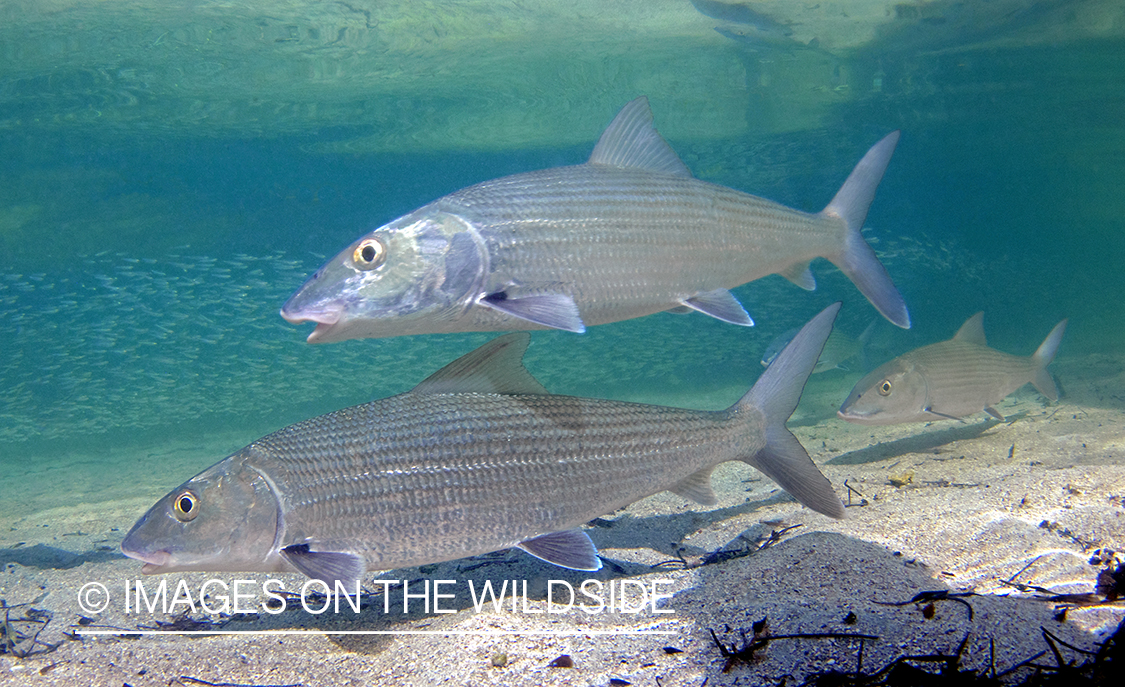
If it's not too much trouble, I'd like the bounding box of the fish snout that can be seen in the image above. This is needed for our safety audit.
[141,560,169,574]
[279,301,344,343]
[836,407,884,425]
[120,541,171,571]
[279,302,342,326]
[837,402,865,420]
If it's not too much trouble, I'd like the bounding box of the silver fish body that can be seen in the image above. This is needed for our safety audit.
[122,305,845,586]
[281,97,909,343]
[837,312,1067,425]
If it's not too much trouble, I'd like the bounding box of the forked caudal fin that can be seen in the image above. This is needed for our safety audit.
[1030,319,1067,401]
[738,303,846,518]
[821,132,911,330]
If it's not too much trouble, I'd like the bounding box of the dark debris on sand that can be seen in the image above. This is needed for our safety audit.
[708,612,1123,686]
[1,596,60,659]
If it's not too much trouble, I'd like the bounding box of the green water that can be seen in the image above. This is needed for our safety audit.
[1,2,1122,466]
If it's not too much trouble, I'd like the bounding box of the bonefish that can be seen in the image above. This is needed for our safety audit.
[123,305,846,586]
[281,97,909,343]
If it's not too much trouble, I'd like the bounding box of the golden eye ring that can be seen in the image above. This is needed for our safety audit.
[352,237,387,270]
[878,380,893,396]
[173,490,199,521]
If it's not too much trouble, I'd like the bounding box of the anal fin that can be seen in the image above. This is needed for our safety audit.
[668,466,718,505]
[516,529,602,571]
[780,262,816,291]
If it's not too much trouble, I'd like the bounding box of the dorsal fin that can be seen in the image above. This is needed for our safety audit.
[413,333,549,395]
[588,97,692,177]
[952,312,987,345]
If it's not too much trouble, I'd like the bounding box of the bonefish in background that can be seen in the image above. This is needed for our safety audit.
[838,312,1066,425]
[761,319,877,374]
[282,97,909,343]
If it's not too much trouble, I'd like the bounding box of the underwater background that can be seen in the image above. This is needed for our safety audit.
[1,0,1122,488]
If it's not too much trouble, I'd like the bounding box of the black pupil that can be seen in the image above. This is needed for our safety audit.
[361,245,376,262]
[179,496,193,513]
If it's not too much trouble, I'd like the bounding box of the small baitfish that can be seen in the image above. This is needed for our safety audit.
[122,305,846,587]
[281,97,909,343]
[837,312,1067,425]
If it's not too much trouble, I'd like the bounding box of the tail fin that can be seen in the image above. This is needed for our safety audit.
[738,303,846,518]
[821,131,911,330]
[1030,319,1067,401]
[852,318,879,372]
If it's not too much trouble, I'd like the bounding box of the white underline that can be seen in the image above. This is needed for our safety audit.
[76,629,678,636]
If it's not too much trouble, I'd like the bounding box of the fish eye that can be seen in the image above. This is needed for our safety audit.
[172,490,199,521]
[352,237,387,270]
[878,380,893,396]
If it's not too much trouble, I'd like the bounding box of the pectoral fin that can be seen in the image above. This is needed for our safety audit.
[516,529,602,571]
[281,544,366,588]
[480,292,586,333]
[679,289,754,326]
[923,407,967,423]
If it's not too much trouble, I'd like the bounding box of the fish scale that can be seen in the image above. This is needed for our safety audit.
[838,312,1066,425]
[123,307,846,584]
[910,341,1037,413]
[281,98,909,342]
[258,393,744,570]
[450,166,834,315]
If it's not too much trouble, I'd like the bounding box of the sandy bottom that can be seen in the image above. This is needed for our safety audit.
[1,354,1122,686]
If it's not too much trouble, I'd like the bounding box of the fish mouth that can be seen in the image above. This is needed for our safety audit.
[279,305,343,343]
[121,547,171,572]
[279,304,342,326]
[836,408,879,425]
[305,323,338,344]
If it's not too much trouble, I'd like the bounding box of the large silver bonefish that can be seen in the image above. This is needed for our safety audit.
[838,312,1067,425]
[122,305,845,587]
[281,97,909,343]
